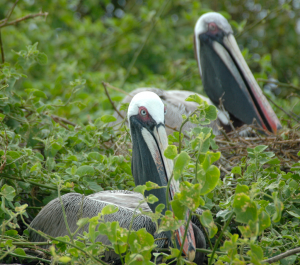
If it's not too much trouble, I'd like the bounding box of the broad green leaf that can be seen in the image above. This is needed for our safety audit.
[177,181,202,211]
[185,94,204,105]
[37,52,48,65]
[205,105,217,120]
[198,165,220,195]
[14,248,26,256]
[173,151,190,181]
[0,184,16,201]
[235,184,249,194]
[272,192,284,222]
[164,145,177,159]
[158,210,183,233]
[101,204,119,215]
[254,145,268,153]
[59,256,72,263]
[76,165,95,176]
[101,115,117,123]
[200,210,218,238]
[76,218,89,227]
[233,193,258,224]
[258,210,271,233]
[231,166,241,175]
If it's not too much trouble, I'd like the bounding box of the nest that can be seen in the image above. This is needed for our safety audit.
[215,124,300,174]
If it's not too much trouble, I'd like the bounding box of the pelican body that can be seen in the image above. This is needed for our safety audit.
[30,92,206,264]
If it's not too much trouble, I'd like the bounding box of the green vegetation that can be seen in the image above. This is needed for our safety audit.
[0,0,300,264]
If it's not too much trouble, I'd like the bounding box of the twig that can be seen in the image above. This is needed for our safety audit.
[177,211,192,264]
[257,78,300,92]
[236,3,290,38]
[265,95,300,123]
[0,12,48,28]
[263,247,300,264]
[102,82,131,96]
[57,181,74,244]
[208,211,235,265]
[51,114,76,127]
[0,173,70,192]
[178,109,198,153]
[0,30,4,64]
[3,0,19,25]
[6,252,50,264]
[0,122,8,173]
[121,0,171,88]
[102,81,124,119]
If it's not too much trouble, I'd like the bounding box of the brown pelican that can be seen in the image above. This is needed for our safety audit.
[113,12,281,135]
[194,12,281,133]
[30,92,206,264]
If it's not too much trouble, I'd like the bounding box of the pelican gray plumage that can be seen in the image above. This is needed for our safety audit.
[113,12,281,135]
[29,91,206,264]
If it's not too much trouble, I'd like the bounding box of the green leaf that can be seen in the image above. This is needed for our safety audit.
[76,165,95,176]
[185,94,204,105]
[14,248,26,256]
[198,165,220,195]
[272,192,284,222]
[231,166,241,175]
[101,204,119,215]
[205,105,217,120]
[254,145,268,153]
[76,218,90,227]
[173,151,190,181]
[101,115,117,123]
[59,256,72,263]
[258,210,271,233]
[200,210,218,238]
[0,184,16,201]
[158,210,183,233]
[233,193,258,224]
[37,53,48,65]
[164,145,177,159]
[235,184,249,194]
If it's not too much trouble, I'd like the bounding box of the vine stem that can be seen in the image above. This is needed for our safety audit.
[57,181,74,244]
[208,211,235,265]
[178,109,198,153]
[176,211,192,264]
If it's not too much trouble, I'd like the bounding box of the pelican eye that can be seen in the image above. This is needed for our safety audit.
[208,23,217,32]
[140,109,147,116]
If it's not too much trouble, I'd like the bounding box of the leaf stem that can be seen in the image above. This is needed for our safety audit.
[208,211,234,265]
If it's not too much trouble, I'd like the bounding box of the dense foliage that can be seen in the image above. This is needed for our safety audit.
[0,0,300,264]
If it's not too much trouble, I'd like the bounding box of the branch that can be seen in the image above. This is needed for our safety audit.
[2,0,19,25]
[0,173,70,192]
[0,30,4,64]
[263,247,300,264]
[257,78,300,92]
[51,114,77,128]
[0,12,48,28]
[265,95,300,123]
[102,81,124,119]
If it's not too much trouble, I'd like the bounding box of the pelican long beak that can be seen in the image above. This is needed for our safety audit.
[146,125,196,261]
[196,31,282,133]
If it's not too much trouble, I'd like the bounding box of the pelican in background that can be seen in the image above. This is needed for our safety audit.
[113,12,281,135]
[30,92,206,264]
